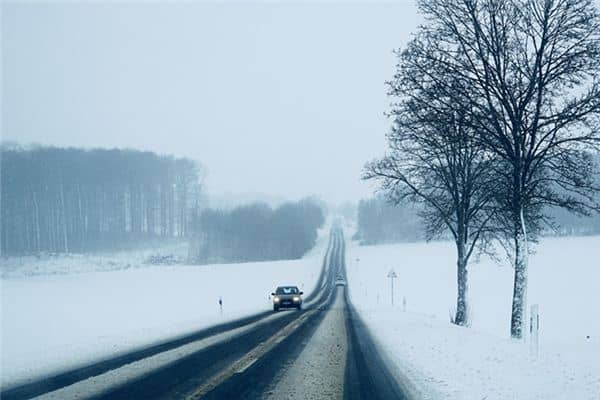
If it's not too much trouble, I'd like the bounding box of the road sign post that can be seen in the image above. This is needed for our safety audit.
[530,304,539,357]
[387,269,397,307]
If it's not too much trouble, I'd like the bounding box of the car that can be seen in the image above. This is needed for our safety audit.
[335,277,346,286]
[271,286,303,311]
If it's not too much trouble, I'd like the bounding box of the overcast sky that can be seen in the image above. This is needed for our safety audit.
[2,1,421,204]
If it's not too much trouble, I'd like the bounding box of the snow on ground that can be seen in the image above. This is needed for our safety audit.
[0,241,189,279]
[346,235,600,400]
[0,230,328,390]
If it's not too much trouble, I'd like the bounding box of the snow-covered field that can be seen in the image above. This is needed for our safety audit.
[0,231,328,390]
[346,235,600,400]
[0,241,189,279]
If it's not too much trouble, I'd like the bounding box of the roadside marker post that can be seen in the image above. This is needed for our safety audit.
[530,304,539,358]
[387,269,397,307]
[219,296,223,315]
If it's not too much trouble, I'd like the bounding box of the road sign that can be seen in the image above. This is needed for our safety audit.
[387,269,397,306]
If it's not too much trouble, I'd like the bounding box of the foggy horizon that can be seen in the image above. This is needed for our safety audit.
[2,1,421,204]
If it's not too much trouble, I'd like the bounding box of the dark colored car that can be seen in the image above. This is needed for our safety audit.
[335,277,346,286]
[271,286,303,311]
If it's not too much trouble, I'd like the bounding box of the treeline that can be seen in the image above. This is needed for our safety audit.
[1,145,204,255]
[543,207,600,237]
[189,199,325,264]
[353,197,423,245]
[355,196,600,246]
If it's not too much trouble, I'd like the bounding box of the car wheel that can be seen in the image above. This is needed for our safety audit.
[273,305,279,312]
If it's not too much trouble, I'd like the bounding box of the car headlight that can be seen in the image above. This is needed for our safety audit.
[293,296,300,302]
[273,296,280,302]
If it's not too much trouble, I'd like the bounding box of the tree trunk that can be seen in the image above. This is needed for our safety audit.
[77,184,84,251]
[32,188,41,253]
[510,207,528,338]
[169,184,175,237]
[180,182,187,237]
[454,240,469,326]
[160,184,167,236]
[60,183,69,253]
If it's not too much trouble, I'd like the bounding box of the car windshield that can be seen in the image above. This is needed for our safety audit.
[275,287,299,295]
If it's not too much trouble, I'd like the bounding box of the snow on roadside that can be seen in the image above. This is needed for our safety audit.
[0,229,329,390]
[346,236,600,400]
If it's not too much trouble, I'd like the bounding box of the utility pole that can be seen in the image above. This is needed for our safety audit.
[387,269,397,307]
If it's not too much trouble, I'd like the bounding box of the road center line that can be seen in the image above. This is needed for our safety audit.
[186,309,318,400]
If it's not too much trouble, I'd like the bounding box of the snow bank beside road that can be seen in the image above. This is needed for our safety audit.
[346,236,600,399]
[1,233,328,390]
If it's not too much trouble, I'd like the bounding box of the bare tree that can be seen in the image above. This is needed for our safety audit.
[365,71,498,326]
[405,0,600,337]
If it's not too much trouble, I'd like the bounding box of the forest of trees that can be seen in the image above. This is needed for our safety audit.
[1,145,204,255]
[189,199,325,264]
[353,197,423,245]
[542,206,600,236]
[355,195,600,246]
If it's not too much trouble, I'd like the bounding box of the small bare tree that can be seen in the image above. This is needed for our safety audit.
[405,0,600,338]
[365,72,497,326]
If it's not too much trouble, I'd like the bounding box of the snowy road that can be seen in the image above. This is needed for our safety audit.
[262,286,348,400]
[3,228,409,400]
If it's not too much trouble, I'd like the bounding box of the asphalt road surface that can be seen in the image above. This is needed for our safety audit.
[3,227,410,400]
[263,286,347,400]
